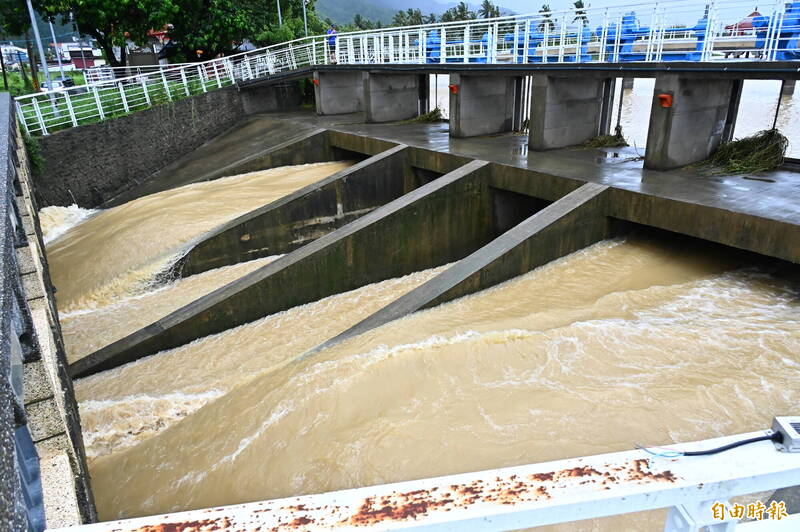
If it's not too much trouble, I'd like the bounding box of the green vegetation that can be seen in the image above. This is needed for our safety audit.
[703,129,788,174]
[584,129,629,148]
[396,106,443,124]
[23,132,44,176]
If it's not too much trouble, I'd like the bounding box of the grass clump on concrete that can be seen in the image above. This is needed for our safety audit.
[584,126,628,148]
[397,106,443,125]
[704,129,788,174]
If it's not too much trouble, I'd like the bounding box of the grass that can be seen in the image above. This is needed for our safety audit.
[702,129,788,174]
[23,133,44,176]
[1,70,86,98]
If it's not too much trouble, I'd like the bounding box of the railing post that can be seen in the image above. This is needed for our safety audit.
[214,62,223,88]
[463,26,469,63]
[161,70,172,101]
[557,15,567,62]
[599,9,609,62]
[118,82,130,113]
[225,58,235,83]
[613,13,622,62]
[31,98,47,135]
[64,92,78,127]
[140,76,151,106]
[180,68,190,96]
[92,85,105,121]
[440,26,446,63]
[419,29,425,64]
[15,101,31,136]
[522,19,531,64]
[196,65,207,92]
[492,22,499,63]
[543,19,550,63]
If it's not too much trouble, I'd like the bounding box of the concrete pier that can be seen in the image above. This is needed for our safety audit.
[314,71,363,115]
[529,76,613,150]
[644,74,738,170]
[449,73,517,137]
[363,73,420,123]
[313,183,611,352]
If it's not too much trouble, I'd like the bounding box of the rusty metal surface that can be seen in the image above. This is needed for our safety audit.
[51,430,800,531]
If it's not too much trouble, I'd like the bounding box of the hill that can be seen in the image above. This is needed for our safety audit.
[315,0,514,26]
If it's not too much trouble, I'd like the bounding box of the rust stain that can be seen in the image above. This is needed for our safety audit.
[343,459,677,527]
[131,517,232,532]
[121,459,678,531]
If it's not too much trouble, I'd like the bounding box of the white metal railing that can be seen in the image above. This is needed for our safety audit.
[49,430,800,531]
[15,0,800,136]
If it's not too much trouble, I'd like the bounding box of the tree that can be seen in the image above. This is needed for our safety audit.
[479,0,500,20]
[573,0,589,28]
[35,0,178,67]
[538,4,555,32]
[392,8,423,27]
[0,0,32,37]
[440,2,476,23]
[425,13,437,24]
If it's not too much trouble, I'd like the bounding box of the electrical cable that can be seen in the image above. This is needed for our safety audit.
[636,431,783,458]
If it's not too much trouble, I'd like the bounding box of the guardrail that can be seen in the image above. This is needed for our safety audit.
[51,429,800,531]
[15,0,800,136]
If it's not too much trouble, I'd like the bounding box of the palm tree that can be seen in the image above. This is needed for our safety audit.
[538,4,556,32]
[479,0,501,19]
[572,0,589,27]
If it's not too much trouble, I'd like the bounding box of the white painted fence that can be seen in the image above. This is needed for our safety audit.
[15,0,800,136]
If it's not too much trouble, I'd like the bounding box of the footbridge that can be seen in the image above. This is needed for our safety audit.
[14,0,800,168]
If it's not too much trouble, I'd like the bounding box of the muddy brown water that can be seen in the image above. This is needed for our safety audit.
[41,165,800,529]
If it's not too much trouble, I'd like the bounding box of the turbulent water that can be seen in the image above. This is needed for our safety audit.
[39,204,97,244]
[41,159,799,529]
[73,234,800,525]
[45,161,350,313]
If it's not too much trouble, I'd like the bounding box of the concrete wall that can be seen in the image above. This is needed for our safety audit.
[363,73,420,123]
[314,71,363,115]
[314,183,610,351]
[449,73,517,137]
[644,75,736,170]
[35,81,306,209]
[2,94,95,528]
[179,145,416,276]
[36,87,246,208]
[529,75,609,150]
[71,160,496,378]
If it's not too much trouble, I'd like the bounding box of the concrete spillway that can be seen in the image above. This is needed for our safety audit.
[30,106,800,527]
[62,115,800,379]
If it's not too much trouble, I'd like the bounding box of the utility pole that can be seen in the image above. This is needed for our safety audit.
[25,0,55,92]
[277,0,283,26]
[302,0,309,36]
[0,48,8,90]
[49,20,66,80]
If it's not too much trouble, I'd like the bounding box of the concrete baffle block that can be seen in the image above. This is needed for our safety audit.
[645,74,737,170]
[314,71,363,115]
[528,75,610,150]
[449,73,517,138]
[363,72,420,123]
